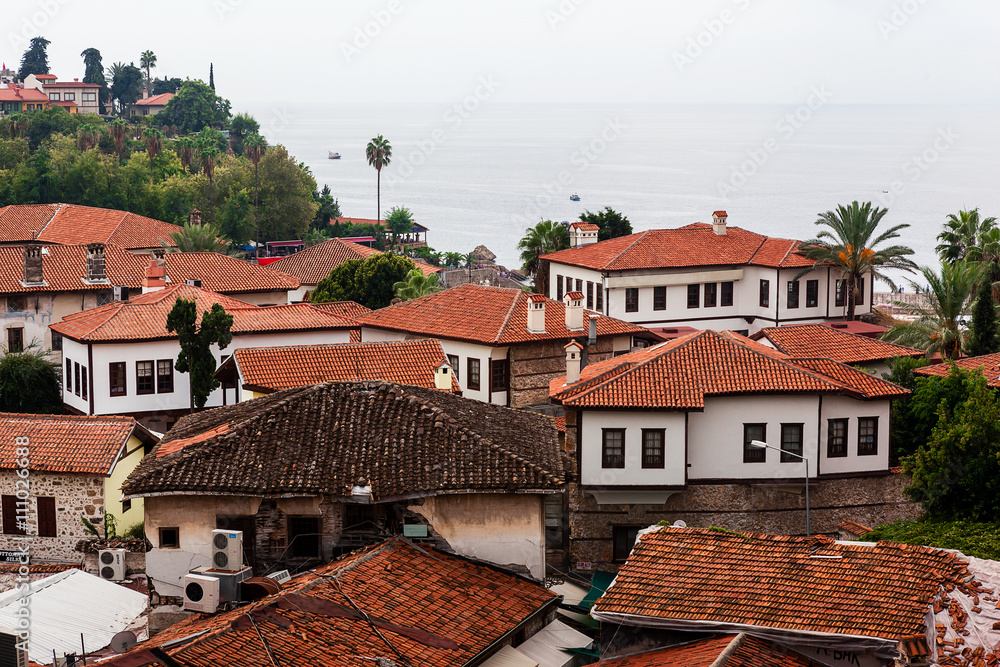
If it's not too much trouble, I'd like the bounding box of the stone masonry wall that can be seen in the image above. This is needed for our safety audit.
[511,338,614,408]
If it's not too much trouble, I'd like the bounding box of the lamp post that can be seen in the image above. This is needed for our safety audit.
[750,440,810,537]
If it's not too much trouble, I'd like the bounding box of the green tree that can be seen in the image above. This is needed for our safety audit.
[385,205,413,245]
[0,344,62,414]
[967,269,1000,356]
[77,124,101,151]
[228,113,259,155]
[365,135,391,221]
[798,201,917,320]
[904,371,1000,520]
[311,258,363,304]
[936,208,999,264]
[443,251,465,268]
[17,37,50,80]
[108,119,128,161]
[155,80,231,134]
[252,144,317,243]
[303,228,332,247]
[209,63,215,91]
[393,268,442,300]
[163,220,231,253]
[174,136,196,173]
[518,219,569,292]
[881,356,929,464]
[197,132,222,223]
[312,253,415,309]
[310,184,341,230]
[143,128,163,184]
[166,298,234,409]
[579,206,633,241]
[152,77,183,96]
[107,62,144,115]
[139,50,157,94]
[80,48,109,114]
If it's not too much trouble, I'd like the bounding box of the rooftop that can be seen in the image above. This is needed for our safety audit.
[751,324,923,365]
[133,92,175,106]
[914,353,1000,387]
[356,284,646,346]
[122,381,564,498]
[333,215,429,233]
[307,300,373,319]
[266,238,440,285]
[161,252,300,293]
[594,634,821,667]
[0,86,48,103]
[0,204,180,249]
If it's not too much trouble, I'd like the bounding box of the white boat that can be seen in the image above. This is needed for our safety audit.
[569,194,580,201]
[328,151,341,159]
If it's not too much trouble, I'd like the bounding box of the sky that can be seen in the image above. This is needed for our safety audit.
[3,0,998,108]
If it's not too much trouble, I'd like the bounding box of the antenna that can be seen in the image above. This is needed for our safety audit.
[109,631,138,654]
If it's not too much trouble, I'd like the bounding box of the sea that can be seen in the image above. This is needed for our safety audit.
[243,102,1000,286]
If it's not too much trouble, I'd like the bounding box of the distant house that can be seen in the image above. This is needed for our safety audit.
[914,352,1000,387]
[129,91,175,117]
[0,203,181,253]
[356,284,652,407]
[121,381,565,595]
[0,83,49,114]
[751,323,923,374]
[0,413,157,562]
[540,212,873,334]
[333,215,429,248]
[23,73,102,114]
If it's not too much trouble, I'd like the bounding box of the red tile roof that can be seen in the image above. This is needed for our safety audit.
[838,520,873,537]
[0,204,180,249]
[592,526,995,647]
[356,284,646,346]
[333,216,429,232]
[133,92,174,106]
[0,204,59,243]
[267,238,440,285]
[230,340,461,392]
[541,223,816,271]
[0,244,143,293]
[594,634,820,667]
[0,87,49,103]
[308,300,373,319]
[162,252,300,293]
[50,284,355,343]
[751,324,923,365]
[572,222,600,231]
[820,321,890,338]
[112,538,556,667]
[914,353,1000,388]
[0,413,150,475]
[550,330,909,409]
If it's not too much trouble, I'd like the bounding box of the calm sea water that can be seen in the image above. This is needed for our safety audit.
[244,103,1000,284]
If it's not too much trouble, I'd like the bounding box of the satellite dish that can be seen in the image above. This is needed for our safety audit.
[110,631,137,653]
[672,520,687,528]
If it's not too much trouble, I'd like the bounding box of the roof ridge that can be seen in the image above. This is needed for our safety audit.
[789,356,907,394]
[603,230,651,270]
[722,334,850,394]
[493,289,525,344]
[709,632,747,667]
[36,203,60,239]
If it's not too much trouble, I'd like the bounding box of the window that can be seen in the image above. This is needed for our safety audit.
[6,328,23,353]
[49,92,60,101]
[625,288,639,313]
[596,285,603,312]
[586,282,594,310]
[136,361,154,395]
[65,358,72,391]
[447,354,459,382]
[288,516,322,559]
[806,280,819,308]
[96,291,113,307]
[122,498,132,513]
[856,277,865,305]
[51,331,62,351]
[828,418,848,458]
[64,93,75,101]
[652,286,666,311]
[109,362,126,396]
[687,284,700,309]
[858,417,878,455]
[37,497,56,537]
[704,283,717,308]
[81,366,87,400]
[157,359,174,393]
[6,296,23,313]
[467,358,481,391]
[575,279,583,293]
[158,527,179,548]
[759,280,770,307]
[1,496,25,535]
[602,428,625,468]
[490,359,508,392]
[641,429,665,468]
[835,279,846,307]
[721,281,734,307]
[74,362,81,397]
[613,526,642,562]
[780,424,803,462]
[743,424,766,463]
[82,92,96,102]
[787,281,800,309]
[556,275,564,301]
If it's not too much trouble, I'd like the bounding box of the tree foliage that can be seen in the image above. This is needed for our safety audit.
[80,48,109,114]
[228,113,259,156]
[310,184,341,231]
[140,50,157,93]
[163,220,233,254]
[107,62,144,115]
[366,135,391,221]
[967,269,999,357]
[152,77,184,96]
[518,219,569,292]
[252,144,318,242]
[393,268,441,300]
[17,37,50,80]
[155,80,232,134]
[936,208,999,264]
[385,205,413,243]
[311,253,415,309]
[0,345,62,414]
[862,518,1000,561]
[166,298,234,409]
[579,207,632,241]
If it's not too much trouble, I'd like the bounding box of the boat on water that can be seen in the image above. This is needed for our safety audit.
[328,151,341,159]
[569,193,580,201]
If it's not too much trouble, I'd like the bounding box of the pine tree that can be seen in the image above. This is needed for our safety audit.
[17,37,50,80]
[967,271,999,356]
[209,63,215,91]
[166,298,233,409]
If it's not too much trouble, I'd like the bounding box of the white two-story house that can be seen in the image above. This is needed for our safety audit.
[540,212,874,335]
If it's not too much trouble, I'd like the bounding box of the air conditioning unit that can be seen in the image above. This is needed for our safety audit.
[192,565,252,602]
[98,548,126,581]
[211,529,243,571]
[266,570,291,585]
[183,573,220,613]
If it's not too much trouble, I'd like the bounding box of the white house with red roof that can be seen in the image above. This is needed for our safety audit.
[751,323,924,375]
[129,91,175,117]
[24,73,102,114]
[540,212,874,334]
[0,203,182,252]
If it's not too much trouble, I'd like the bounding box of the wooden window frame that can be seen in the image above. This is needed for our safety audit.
[806,279,819,308]
[1,495,25,535]
[556,275,564,301]
[759,279,770,308]
[74,362,81,397]
[612,525,642,562]
[720,281,734,307]
[490,359,508,392]
[596,285,603,312]
[687,284,700,309]
[109,362,127,396]
[158,526,180,548]
[780,423,804,463]
[81,366,87,400]
[625,288,639,313]
[787,281,800,309]
[835,279,846,307]
[6,327,23,353]
[601,428,625,469]
[157,359,174,394]
[743,423,766,463]
[641,429,665,469]
[856,277,865,306]
[447,354,460,382]
[467,358,481,391]
[827,418,848,458]
[858,417,878,456]
[66,358,72,391]
[704,283,717,308]
[37,497,56,537]
[136,360,155,395]
[653,286,666,311]
[288,516,322,559]
[586,282,594,310]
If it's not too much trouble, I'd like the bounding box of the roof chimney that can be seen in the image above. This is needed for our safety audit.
[22,244,43,286]
[142,260,166,293]
[189,209,202,226]
[434,360,453,391]
[564,340,583,384]
[563,291,584,330]
[712,210,728,236]
[142,88,149,100]
[569,223,600,248]
[85,243,107,282]
[527,294,547,333]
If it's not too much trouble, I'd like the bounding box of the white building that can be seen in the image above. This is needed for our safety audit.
[750,323,923,375]
[540,212,874,335]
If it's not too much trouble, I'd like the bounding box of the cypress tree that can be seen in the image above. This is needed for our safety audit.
[209,63,215,91]
[967,271,999,357]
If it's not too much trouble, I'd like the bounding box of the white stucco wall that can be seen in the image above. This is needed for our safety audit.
[548,265,605,309]
[223,291,292,306]
[579,411,686,487]
[818,395,890,475]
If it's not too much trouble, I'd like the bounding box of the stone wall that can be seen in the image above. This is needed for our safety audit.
[510,338,614,408]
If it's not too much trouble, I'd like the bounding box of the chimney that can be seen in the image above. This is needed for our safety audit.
[526,294,547,333]
[142,88,149,99]
[434,360,453,391]
[22,244,43,285]
[85,243,106,282]
[563,291,584,330]
[564,340,583,384]
[189,209,202,226]
[712,210,728,236]
[185,278,202,288]
[570,223,599,247]
[142,260,166,293]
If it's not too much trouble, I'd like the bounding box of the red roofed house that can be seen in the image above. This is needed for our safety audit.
[0,203,182,253]
[0,413,157,562]
[550,330,917,569]
[0,83,49,113]
[333,215,429,247]
[540,212,873,335]
[23,73,102,114]
[914,352,1000,387]
[51,279,357,431]
[751,323,924,374]
[129,91,175,117]
[356,284,653,407]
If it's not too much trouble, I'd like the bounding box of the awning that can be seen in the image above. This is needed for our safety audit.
[515,620,593,667]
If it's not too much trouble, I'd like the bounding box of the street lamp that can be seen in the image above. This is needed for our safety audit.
[750,440,810,537]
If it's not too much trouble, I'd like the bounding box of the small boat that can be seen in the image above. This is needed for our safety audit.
[569,193,580,201]
[328,151,341,159]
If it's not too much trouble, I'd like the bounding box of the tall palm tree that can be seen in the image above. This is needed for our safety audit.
[883,260,980,359]
[365,135,392,222]
[8,114,27,139]
[518,219,570,293]
[77,124,101,151]
[139,50,157,95]
[143,128,163,184]
[175,137,195,173]
[936,208,999,263]
[243,133,267,255]
[197,136,222,224]
[162,221,235,254]
[797,201,917,320]
[108,119,128,161]
[393,269,442,300]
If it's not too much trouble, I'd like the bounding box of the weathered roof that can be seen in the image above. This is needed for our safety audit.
[751,324,923,365]
[356,284,646,346]
[122,381,564,498]
[267,238,439,285]
[308,300,373,319]
[161,252,300,293]
[593,634,821,667]
[0,244,142,293]
[0,204,180,249]
[914,353,1000,388]
[111,538,556,667]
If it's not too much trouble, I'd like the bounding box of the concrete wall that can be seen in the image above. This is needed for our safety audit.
[409,494,547,580]
[818,395,890,476]
[578,411,686,487]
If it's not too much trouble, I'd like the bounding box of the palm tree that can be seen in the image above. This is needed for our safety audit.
[518,219,569,275]
[162,221,235,254]
[175,137,195,173]
[108,119,128,161]
[143,128,163,184]
[797,201,917,320]
[197,136,222,223]
[243,133,266,208]
[8,114,27,139]
[139,50,157,95]
[883,260,980,359]
[936,208,999,263]
[365,135,392,222]
[393,269,442,300]
[77,124,101,151]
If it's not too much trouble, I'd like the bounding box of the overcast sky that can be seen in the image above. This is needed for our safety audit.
[4,0,998,107]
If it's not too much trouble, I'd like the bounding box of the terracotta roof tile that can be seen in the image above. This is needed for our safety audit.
[133,92,174,106]
[751,324,923,365]
[0,204,58,243]
[0,204,179,249]
[838,520,873,536]
[594,634,820,667]
[308,300,373,319]
[914,353,1000,388]
[0,244,143,293]
[0,413,146,474]
[162,252,299,293]
[267,238,440,285]
[356,284,645,346]
[788,357,908,399]
[230,340,461,392]
[122,381,564,498]
[0,87,49,103]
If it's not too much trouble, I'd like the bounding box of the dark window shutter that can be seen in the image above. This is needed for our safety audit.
[37,497,56,537]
